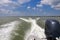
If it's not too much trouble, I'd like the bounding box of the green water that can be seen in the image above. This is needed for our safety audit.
[0,16,60,40]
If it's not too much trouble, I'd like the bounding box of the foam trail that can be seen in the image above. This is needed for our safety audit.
[19,18,46,40]
[20,18,30,22]
[0,21,18,40]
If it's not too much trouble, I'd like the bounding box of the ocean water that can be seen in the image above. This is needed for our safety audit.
[0,17,60,40]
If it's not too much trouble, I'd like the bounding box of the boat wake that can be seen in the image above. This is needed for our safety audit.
[20,18,46,40]
[0,21,19,40]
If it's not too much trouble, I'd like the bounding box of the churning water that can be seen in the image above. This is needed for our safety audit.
[0,21,19,40]
[20,18,46,40]
[1,18,59,40]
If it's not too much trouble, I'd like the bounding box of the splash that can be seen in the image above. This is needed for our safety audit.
[20,18,46,40]
[0,21,19,40]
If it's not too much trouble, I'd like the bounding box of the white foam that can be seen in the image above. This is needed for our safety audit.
[0,21,19,40]
[19,18,46,40]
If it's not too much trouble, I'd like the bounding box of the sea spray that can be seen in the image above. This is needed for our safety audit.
[19,18,46,40]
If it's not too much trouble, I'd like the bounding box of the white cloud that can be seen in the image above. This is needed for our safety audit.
[0,8,13,14]
[27,6,37,10]
[18,0,30,4]
[0,0,21,11]
[36,4,43,7]
[52,3,60,10]
[27,6,31,9]
[0,0,31,10]
[0,0,31,15]
[0,0,30,4]
[0,8,21,16]
[0,0,12,4]
[37,0,60,10]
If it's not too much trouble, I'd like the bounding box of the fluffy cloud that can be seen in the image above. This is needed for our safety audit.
[0,0,31,9]
[0,0,30,4]
[0,0,11,4]
[52,3,60,10]
[0,8,21,16]
[0,0,31,16]
[37,0,60,10]
[0,8,14,14]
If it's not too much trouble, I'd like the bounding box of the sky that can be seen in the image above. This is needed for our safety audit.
[0,0,60,16]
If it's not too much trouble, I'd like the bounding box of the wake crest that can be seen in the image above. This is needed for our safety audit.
[20,18,46,40]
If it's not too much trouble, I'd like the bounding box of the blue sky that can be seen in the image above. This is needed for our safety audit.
[0,0,60,16]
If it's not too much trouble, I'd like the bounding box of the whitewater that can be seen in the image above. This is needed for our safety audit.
[0,21,19,40]
[0,18,59,40]
[20,18,46,40]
